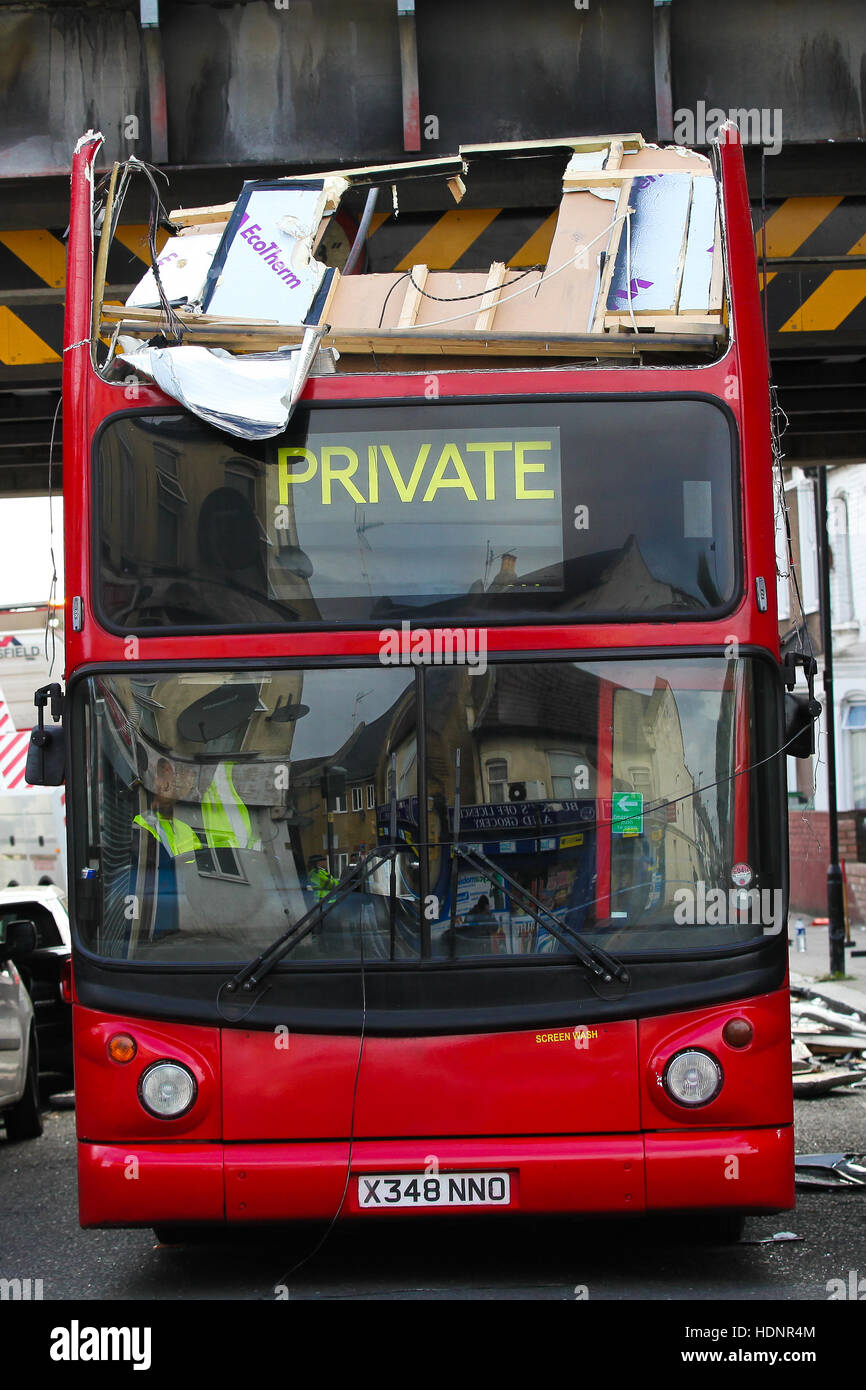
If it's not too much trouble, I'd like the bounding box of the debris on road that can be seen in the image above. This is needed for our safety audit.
[790,978,866,1095]
[795,1153,866,1190]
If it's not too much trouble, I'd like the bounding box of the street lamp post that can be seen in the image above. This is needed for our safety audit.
[813,467,847,975]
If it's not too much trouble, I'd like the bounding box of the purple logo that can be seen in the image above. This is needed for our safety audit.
[612,277,653,304]
[235,213,302,290]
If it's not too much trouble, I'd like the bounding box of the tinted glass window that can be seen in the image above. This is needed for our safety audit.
[95,398,737,631]
[74,657,782,965]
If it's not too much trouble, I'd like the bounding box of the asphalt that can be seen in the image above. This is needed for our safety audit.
[1,1089,864,1302]
[2,924,864,1303]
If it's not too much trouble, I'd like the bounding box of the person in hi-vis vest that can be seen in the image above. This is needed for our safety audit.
[200,761,261,852]
[133,757,201,938]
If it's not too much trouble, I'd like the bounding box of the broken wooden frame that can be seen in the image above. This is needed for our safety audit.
[102,134,727,365]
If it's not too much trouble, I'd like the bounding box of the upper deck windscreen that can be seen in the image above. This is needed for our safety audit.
[95,396,737,632]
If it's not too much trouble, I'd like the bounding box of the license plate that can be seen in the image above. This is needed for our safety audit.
[357,1171,511,1209]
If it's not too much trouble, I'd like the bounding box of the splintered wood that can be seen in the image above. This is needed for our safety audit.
[110,136,726,361]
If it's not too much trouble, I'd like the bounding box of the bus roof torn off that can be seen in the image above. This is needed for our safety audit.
[92,133,728,439]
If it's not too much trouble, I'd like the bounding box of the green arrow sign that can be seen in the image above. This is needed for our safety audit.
[612,791,643,837]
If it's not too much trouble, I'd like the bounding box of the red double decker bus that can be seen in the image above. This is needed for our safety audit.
[48,131,801,1239]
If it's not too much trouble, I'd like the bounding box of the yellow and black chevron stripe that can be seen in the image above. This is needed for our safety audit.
[0,224,167,368]
[2,198,865,367]
[754,197,866,333]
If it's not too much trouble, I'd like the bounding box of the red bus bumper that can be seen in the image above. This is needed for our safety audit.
[78,1126,794,1226]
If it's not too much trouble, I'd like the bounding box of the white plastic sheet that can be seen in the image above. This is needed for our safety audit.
[120,327,328,440]
[126,231,222,309]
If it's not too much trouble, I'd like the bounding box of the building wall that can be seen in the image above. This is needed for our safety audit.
[788,809,866,924]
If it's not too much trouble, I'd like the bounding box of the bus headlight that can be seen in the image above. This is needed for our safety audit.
[663,1049,723,1107]
[138,1061,197,1119]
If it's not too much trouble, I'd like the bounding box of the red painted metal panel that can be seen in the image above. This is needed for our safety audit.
[225,1136,645,1221]
[73,1005,222,1143]
[645,1125,795,1211]
[222,1022,639,1140]
[638,988,793,1132]
[595,677,613,918]
[78,1142,224,1228]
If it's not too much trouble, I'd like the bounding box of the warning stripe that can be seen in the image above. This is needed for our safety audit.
[0,731,30,790]
[0,306,60,365]
[0,230,66,289]
[2,197,866,366]
[393,209,500,270]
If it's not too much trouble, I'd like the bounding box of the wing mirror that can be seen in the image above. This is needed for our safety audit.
[0,920,38,961]
[25,683,65,786]
[783,654,820,760]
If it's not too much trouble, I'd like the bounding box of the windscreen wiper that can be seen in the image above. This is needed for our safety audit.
[451,843,630,986]
[224,844,401,993]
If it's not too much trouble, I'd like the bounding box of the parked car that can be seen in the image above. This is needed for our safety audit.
[0,917,42,1140]
[0,886,72,1098]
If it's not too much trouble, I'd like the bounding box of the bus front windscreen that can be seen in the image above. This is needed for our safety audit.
[95,397,737,630]
[73,656,783,966]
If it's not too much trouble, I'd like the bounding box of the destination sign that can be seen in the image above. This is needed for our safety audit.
[277,428,561,509]
[271,426,564,600]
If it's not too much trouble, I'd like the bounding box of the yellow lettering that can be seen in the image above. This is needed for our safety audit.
[321,446,365,505]
[465,441,512,500]
[367,445,379,504]
[379,443,429,502]
[515,440,554,499]
[278,447,317,503]
[422,443,478,502]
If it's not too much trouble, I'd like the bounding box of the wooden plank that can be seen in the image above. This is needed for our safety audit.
[605,140,624,172]
[709,208,724,312]
[671,176,695,313]
[460,134,644,156]
[562,138,624,191]
[104,318,723,357]
[447,175,466,204]
[566,166,714,185]
[91,162,120,348]
[101,305,280,327]
[604,311,723,328]
[169,202,235,227]
[603,313,724,334]
[592,180,632,332]
[473,262,507,331]
[314,266,342,326]
[396,265,429,327]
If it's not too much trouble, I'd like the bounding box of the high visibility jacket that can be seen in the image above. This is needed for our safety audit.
[308,865,339,900]
[134,813,201,859]
[201,761,260,851]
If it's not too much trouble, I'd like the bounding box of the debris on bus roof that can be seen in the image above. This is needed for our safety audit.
[94,133,728,435]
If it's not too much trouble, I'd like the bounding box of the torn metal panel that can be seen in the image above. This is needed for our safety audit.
[795,1153,866,1189]
[120,327,329,440]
